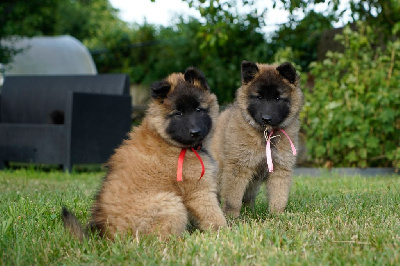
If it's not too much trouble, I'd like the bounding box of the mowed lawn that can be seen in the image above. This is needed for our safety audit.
[0,169,399,265]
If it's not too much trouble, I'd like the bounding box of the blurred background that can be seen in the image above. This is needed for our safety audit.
[0,0,399,168]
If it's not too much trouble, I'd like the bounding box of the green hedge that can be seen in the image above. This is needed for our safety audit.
[302,23,400,168]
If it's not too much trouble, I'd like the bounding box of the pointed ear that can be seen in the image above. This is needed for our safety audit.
[184,67,210,90]
[241,60,259,84]
[276,62,298,84]
[150,80,171,99]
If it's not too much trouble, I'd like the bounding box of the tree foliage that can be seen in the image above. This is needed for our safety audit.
[0,0,120,65]
[273,0,400,36]
[88,0,269,103]
[182,0,266,48]
[268,10,333,71]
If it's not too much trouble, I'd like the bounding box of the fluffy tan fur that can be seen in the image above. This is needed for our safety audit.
[89,73,226,239]
[211,63,303,217]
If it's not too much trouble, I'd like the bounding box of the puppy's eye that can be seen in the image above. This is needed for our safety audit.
[276,97,281,101]
[174,111,182,116]
[196,107,205,112]
[257,95,263,100]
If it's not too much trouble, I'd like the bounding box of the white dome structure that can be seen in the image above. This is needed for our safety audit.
[1,35,97,84]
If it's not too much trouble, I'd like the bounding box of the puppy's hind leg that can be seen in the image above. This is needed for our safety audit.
[242,178,263,212]
[133,192,189,239]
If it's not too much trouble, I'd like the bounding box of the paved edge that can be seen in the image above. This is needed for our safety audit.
[294,168,398,176]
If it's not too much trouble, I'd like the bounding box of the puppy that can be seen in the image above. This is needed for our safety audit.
[62,67,226,239]
[211,60,303,217]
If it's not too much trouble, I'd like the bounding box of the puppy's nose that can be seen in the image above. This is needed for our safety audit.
[190,129,202,138]
[262,115,272,125]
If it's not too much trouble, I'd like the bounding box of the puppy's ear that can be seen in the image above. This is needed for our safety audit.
[241,60,259,84]
[184,67,210,90]
[151,80,171,99]
[276,62,298,84]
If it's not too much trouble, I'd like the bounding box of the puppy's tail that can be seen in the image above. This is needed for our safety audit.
[61,206,86,241]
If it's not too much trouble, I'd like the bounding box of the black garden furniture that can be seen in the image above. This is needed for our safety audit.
[0,74,132,171]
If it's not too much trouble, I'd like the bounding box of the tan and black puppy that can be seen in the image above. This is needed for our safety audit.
[62,67,226,240]
[211,60,303,217]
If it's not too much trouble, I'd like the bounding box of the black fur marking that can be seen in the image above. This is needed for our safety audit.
[166,87,212,147]
[247,80,290,127]
[151,80,171,99]
[276,62,297,84]
[241,60,259,84]
[256,84,284,100]
[184,67,210,90]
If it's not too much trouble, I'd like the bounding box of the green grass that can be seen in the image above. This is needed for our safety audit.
[1,169,399,265]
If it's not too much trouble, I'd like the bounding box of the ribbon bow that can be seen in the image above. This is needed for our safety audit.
[265,129,296,172]
[177,147,205,182]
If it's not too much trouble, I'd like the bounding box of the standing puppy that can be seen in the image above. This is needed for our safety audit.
[62,67,226,239]
[211,61,303,217]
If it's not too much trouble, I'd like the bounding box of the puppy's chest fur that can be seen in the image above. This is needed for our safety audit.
[237,133,270,180]
[135,139,212,184]
[227,108,267,167]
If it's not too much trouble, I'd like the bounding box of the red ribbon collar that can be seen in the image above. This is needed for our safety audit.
[177,147,205,182]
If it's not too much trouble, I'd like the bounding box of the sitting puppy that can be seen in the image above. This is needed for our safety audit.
[62,67,226,239]
[211,60,303,217]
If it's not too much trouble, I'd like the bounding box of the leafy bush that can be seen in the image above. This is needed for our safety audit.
[302,22,400,168]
